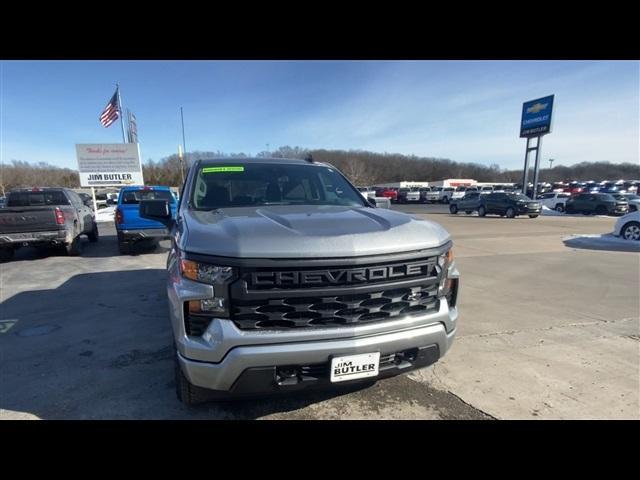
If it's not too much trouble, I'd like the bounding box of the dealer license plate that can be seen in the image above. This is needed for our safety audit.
[330,352,380,383]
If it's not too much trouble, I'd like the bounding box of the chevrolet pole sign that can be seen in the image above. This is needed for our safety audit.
[520,95,554,138]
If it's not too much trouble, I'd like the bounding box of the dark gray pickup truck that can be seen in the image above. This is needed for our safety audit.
[0,188,99,261]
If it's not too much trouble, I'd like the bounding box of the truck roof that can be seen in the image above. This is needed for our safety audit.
[120,185,171,191]
[197,157,330,167]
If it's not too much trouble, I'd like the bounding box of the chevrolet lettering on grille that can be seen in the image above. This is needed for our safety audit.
[249,261,433,288]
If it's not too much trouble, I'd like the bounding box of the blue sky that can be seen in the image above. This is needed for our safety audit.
[1,60,638,170]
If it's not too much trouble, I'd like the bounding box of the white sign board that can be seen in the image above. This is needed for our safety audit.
[75,143,144,187]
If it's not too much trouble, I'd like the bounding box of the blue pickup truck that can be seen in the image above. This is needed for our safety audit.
[115,186,177,254]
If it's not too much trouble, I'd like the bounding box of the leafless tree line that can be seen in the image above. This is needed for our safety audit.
[2,148,638,195]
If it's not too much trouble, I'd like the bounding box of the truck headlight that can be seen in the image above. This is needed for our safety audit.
[437,248,454,294]
[180,259,234,284]
[180,259,236,321]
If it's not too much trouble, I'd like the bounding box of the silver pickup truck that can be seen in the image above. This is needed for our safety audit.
[140,157,459,404]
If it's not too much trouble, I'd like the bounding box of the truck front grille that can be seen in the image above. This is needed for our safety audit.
[231,283,439,329]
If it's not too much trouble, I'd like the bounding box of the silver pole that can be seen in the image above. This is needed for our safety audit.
[532,136,543,199]
[522,137,531,195]
[117,84,127,143]
[91,187,98,213]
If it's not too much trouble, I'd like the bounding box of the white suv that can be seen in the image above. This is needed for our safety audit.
[538,192,571,212]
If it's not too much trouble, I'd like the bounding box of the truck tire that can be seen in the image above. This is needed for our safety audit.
[506,207,516,218]
[555,204,564,212]
[449,204,458,214]
[0,247,15,262]
[65,235,81,256]
[87,222,99,243]
[118,241,132,255]
[478,205,486,217]
[175,352,212,405]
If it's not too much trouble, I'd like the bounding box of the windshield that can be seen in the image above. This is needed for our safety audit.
[191,163,366,209]
[508,193,532,201]
[122,190,175,204]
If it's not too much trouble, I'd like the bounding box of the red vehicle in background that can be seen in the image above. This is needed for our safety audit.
[563,184,585,196]
[375,187,398,203]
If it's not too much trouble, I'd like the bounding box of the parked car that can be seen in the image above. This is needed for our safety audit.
[439,187,455,204]
[615,193,640,212]
[614,211,640,241]
[449,191,482,215]
[115,186,177,254]
[479,186,494,195]
[478,192,542,218]
[0,187,98,261]
[538,192,571,212]
[451,186,469,201]
[418,187,431,203]
[375,188,398,203]
[565,193,628,216]
[396,188,421,203]
[139,157,459,404]
[356,186,376,199]
[425,187,443,203]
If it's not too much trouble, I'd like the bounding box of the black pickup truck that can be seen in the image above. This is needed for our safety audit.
[0,188,99,261]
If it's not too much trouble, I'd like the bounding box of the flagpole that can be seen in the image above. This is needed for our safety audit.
[180,106,187,180]
[116,83,127,143]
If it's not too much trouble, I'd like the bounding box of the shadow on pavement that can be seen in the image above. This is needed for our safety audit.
[0,269,367,419]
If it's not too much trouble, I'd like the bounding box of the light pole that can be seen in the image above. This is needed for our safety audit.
[548,158,554,170]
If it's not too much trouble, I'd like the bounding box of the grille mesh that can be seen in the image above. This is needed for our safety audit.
[232,284,439,329]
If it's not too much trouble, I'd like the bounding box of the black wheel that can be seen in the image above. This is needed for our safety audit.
[621,221,640,241]
[118,241,132,255]
[87,222,99,243]
[64,236,81,256]
[555,204,564,212]
[449,204,458,214]
[529,215,539,219]
[595,206,608,215]
[506,207,516,218]
[478,205,486,217]
[0,247,15,262]
[175,351,213,405]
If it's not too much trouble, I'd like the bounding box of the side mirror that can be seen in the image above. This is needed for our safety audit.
[367,197,377,207]
[140,199,173,228]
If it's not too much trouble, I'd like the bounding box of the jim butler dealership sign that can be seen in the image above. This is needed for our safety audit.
[75,144,144,187]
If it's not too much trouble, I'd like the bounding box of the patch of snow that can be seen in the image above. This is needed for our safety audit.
[563,233,640,252]
[541,206,565,216]
[95,206,116,223]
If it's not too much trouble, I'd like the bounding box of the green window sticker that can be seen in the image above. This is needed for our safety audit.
[202,166,245,173]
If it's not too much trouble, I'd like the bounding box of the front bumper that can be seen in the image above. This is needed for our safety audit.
[169,263,459,395]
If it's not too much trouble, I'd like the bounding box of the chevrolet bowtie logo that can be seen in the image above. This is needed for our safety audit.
[526,102,548,114]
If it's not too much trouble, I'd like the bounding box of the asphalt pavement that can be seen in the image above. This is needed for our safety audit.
[0,205,638,419]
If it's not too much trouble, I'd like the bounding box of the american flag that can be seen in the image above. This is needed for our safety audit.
[99,89,120,128]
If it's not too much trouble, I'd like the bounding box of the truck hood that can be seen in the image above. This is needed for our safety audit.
[182,205,450,258]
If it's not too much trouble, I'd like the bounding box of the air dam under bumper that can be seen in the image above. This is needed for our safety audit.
[178,319,456,395]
